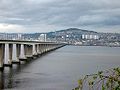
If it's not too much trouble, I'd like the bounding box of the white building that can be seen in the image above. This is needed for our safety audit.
[82,34,99,40]
[38,34,47,42]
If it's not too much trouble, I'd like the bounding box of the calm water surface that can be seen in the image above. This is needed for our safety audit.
[1,46,120,90]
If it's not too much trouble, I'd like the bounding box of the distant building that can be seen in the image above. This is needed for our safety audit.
[38,34,47,42]
[18,33,22,40]
[0,33,24,40]
[82,34,99,40]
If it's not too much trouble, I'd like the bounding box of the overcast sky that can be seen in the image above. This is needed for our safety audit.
[0,0,120,33]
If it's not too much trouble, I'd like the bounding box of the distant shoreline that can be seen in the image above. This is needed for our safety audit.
[69,44,120,47]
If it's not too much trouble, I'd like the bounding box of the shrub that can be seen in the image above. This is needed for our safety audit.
[73,67,120,90]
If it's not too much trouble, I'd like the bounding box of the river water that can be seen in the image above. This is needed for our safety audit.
[1,45,120,90]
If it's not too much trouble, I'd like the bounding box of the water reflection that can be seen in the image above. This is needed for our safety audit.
[6,68,13,89]
[0,71,4,89]
[0,65,21,89]
[0,59,38,90]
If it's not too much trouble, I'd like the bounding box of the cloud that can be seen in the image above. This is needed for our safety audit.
[0,0,120,33]
[0,23,25,33]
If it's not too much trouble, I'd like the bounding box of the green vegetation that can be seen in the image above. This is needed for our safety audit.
[73,67,120,90]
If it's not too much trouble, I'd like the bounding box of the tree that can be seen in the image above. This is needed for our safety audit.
[73,67,120,90]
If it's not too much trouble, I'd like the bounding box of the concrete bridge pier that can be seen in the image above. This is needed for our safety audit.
[0,44,4,70]
[45,44,49,52]
[50,44,55,51]
[49,44,53,51]
[32,44,38,57]
[40,44,45,54]
[43,44,46,54]
[44,44,47,53]
[56,44,61,49]
[38,44,42,55]
[51,44,55,51]
[47,44,51,52]
[55,44,59,49]
[40,44,46,54]
[19,44,27,61]
[46,44,49,52]
[12,44,20,64]
[25,44,33,60]
[36,44,41,56]
[46,44,52,52]
[55,44,61,50]
[4,43,12,67]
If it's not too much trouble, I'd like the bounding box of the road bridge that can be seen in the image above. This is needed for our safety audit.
[0,40,65,70]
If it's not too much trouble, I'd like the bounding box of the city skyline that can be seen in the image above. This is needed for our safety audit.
[0,0,120,33]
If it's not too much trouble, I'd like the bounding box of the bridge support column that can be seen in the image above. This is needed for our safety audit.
[40,44,44,54]
[25,45,33,59]
[49,44,52,51]
[39,44,43,54]
[51,45,54,50]
[32,44,37,56]
[47,44,51,52]
[19,44,27,60]
[12,44,20,64]
[46,44,49,52]
[48,44,51,51]
[0,44,4,70]
[4,43,12,67]
[37,44,41,55]
[43,44,46,53]
[43,44,46,52]
[44,44,47,53]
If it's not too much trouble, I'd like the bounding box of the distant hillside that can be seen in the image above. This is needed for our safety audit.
[47,28,99,38]
[55,28,98,34]
[58,28,96,32]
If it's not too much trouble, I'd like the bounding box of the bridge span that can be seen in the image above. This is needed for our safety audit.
[0,40,65,70]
